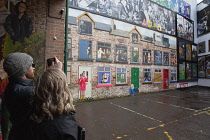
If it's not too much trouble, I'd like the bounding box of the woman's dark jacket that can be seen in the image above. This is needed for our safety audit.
[4,13,33,43]
[3,77,35,140]
[32,113,78,140]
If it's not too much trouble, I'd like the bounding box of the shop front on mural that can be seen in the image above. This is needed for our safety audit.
[66,0,197,98]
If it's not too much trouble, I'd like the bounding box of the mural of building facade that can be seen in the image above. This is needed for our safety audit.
[67,8,178,99]
[0,0,198,100]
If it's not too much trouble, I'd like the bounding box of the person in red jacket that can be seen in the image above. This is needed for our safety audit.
[78,72,88,99]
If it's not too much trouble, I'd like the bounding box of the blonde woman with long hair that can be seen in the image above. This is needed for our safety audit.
[31,69,78,140]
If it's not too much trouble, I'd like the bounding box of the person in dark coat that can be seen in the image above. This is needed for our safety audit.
[4,1,33,43]
[31,69,78,140]
[2,53,63,140]
[3,52,35,140]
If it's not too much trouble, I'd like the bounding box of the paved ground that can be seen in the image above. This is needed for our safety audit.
[75,86,210,140]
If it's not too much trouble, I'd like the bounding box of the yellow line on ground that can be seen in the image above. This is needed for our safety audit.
[164,131,174,140]
[147,110,210,131]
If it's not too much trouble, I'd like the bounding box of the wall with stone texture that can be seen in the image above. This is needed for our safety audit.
[67,14,177,100]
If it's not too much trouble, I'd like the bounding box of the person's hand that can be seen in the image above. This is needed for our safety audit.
[47,57,63,70]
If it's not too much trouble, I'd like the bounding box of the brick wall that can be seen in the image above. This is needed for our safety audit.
[68,14,177,100]
[45,0,66,61]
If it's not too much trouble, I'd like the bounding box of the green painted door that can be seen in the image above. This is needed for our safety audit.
[131,68,139,88]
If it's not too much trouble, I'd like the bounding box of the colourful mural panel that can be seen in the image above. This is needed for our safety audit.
[186,62,192,80]
[186,44,191,61]
[198,41,206,54]
[197,4,210,36]
[198,56,205,78]
[206,55,210,78]
[70,0,176,35]
[179,62,185,80]
[177,14,194,42]
[192,63,197,79]
[178,41,185,60]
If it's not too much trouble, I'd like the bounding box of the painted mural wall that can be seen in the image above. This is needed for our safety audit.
[67,7,178,99]
[0,0,46,95]
[197,2,210,87]
[69,0,176,35]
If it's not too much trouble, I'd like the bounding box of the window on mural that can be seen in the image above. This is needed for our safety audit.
[131,47,139,63]
[97,42,111,61]
[116,68,127,84]
[79,39,92,59]
[143,69,151,82]
[171,70,177,82]
[170,53,177,66]
[78,20,92,35]
[154,50,162,65]
[132,33,138,43]
[143,49,152,64]
[163,52,169,65]
[115,45,127,62]
[98,67,111,84]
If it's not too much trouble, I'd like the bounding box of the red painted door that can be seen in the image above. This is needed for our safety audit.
[163,69,169,89]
